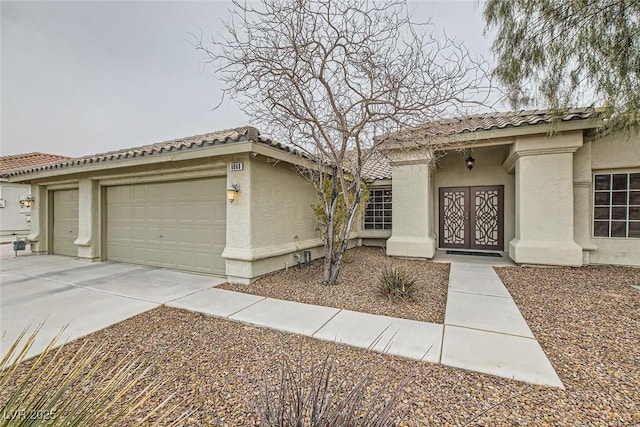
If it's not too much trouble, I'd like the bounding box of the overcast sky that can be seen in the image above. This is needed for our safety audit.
[1,1,496,158]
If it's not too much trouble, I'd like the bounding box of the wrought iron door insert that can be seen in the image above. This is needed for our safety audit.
[439,186,504,251]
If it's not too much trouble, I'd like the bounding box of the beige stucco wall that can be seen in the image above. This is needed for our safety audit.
[15,129,639,275]
[251,159,319,248]
[591,132,640,169]
[19,147,321,282]
[590,238,640,266]
[432,144,515,252]
[386,149,436,258]
[27,184,48,253]
[0,182,32,242]
[573,142,597,264]
[76,179,99,259]
[513,152,575,239]
[223,155,322,283]
[588,132,640,266]
[507,131,584,266]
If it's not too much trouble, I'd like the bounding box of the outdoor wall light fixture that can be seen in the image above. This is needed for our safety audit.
[465,155,475,171]
[19,194,35,208]
[227,184,240,203]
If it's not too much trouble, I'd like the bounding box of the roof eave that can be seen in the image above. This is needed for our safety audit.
[383,119,598,151]
[8,141,309,183]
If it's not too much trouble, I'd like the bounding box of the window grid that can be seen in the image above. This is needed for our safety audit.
[364,188,392,230]
[593,173,640,238]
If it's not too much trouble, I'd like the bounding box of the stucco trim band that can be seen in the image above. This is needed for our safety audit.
[503,146,582,173]
[222,237,324,262]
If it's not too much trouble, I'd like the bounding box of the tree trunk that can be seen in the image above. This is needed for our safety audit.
[323,169,340,284]
[323,220,334,283]
[325,184,362,285]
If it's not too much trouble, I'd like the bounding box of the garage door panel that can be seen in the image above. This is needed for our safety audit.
[106,178,226,274]
[148,206,163,220]
[191,231,214,245]
[134,226,149,240]
[195,208,215,222]
[164,207,179,221]
[52,189,79,256]
[162,227,179,241]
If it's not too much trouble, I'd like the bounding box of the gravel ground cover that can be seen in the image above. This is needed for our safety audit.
[492,265,640,425]
[2,264,638,425]
[220,246,449,324]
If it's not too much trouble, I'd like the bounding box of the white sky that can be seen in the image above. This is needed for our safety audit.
[1,0,496,157]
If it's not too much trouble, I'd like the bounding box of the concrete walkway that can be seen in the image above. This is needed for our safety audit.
[169,261,563,388]
[2,253,562,387]
[441,262,562,387]
[169,291,443,363]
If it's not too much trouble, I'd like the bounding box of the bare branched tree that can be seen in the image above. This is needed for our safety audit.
[196,0,493,285]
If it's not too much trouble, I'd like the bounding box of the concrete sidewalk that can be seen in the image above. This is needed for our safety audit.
[169,261,563,388]
[2,253,562,387]
[169,290,443,363]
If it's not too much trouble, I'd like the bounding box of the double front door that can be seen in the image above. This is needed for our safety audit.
[439,186,504,251]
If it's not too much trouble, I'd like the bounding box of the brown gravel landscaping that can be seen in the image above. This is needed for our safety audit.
[220,246,449,324]
[2,263,639,425]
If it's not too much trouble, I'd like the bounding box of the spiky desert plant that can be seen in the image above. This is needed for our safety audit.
[252,349,412,427]
[376,264,418,302]
[0,325,189,426]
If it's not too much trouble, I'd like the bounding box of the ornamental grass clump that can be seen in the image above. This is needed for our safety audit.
[0,325,188,426]
[252,351,411,426]
[376,264,418,301]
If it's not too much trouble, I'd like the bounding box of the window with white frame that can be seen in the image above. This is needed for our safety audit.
[364,188,392,230]
[593,173,640,238]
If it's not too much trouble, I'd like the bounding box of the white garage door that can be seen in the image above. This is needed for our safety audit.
[52,189,79,256]
[106,178,226,274]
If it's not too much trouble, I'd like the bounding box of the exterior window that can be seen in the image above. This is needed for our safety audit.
[364,188,392,230]
[593,173,640,238]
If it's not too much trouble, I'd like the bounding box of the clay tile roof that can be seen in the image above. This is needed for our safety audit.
[0,152,70,176]
[342,150,392,181]
[7,126,296,177]
[381,108,599,145]
[361,151,392,180]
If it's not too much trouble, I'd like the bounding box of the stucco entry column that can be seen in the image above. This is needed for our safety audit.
[386,148,436,258]
[573,142,597,264]
[75,179,100,260]
[504,132,583,266]
[27,184,48,253]
[221,155,253,284]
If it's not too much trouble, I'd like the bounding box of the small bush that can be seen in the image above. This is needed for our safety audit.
[376,265,418,301]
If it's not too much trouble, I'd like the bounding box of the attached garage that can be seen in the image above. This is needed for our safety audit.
[105,177,226,274]
[52,189,79,256]
[8,126,324,283]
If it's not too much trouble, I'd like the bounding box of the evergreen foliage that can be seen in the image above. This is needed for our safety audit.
[485,0,640,133]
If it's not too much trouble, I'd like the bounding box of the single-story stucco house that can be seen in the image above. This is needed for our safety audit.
[6,109,639,282]
[0,152,70,243]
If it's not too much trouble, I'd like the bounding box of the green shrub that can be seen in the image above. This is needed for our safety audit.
[376,265,418,301]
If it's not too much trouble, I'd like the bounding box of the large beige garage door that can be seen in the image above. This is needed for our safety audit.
[106,178,226,274]
[52,189,79,256]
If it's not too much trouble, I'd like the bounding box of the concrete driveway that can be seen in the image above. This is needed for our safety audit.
[1,254,225,359]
